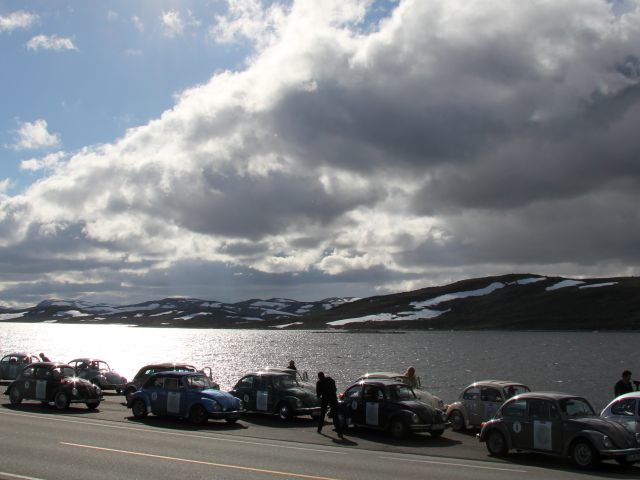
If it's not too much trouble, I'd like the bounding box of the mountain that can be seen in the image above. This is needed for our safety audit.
[1,274,639,329]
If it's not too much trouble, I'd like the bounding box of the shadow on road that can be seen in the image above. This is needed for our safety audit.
[3,402,102,415]
[126,414,249,431]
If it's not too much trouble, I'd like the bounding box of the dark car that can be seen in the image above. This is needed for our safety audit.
[128,371,243,425]
[335,379,449,439]
[0,353,40,380]
[68,358,127,393]
[124,363,216,401]
[479,392,640,468]
[230,371,320,421]
[5,362,102,410]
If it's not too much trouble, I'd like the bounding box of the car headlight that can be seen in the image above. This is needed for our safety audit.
[95,386,102,395]
[411,413,420,424]
[602,435,613,449]
[295,398,304,408]
[71,387,78,396]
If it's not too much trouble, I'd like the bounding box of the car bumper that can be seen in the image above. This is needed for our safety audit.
[410,422,449,432]
[296,406,322,417]
[599,448,640,461]
[208,409,243,420]
[70,395,103,404]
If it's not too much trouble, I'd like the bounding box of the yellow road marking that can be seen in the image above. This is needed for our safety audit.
[379,455,527,473]
[61,442,338,480]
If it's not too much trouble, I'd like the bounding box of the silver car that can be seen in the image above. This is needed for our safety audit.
[446,380,530,431]
[68,358,127,393]
[355,372,445,410]
[0,353,40,380]
[601,392,640,434]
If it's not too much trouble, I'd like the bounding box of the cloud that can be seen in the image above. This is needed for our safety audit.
[132,15,144,32]
[20,151,66,172]
[11,119,61,150]
[0,10,38,32]
[1,0,640,305]
[26,34,78,51]
[161,9,201,38]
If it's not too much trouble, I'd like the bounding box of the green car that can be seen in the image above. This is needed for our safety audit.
[230,371,321,421]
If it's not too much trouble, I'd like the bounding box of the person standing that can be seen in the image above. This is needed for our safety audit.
[316,371,342,437]
[39,353,51,362]
[287,360,297,371]
[404,366,418,388]
[614,370,638,397]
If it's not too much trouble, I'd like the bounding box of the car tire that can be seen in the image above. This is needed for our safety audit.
[449,410,465,431]
[115,388,122,394]
[485,430,508,456]
[225,418,238,424]
[277,402,293,421]
[389,418,408,439]
[54,391,70,410]
[571,440,599,469]
[9,388,23,406]
[86,401,100,410]
[125,387,137,402]
[188,405,208,425]
[430,429,444,438]
[130,399,148,418]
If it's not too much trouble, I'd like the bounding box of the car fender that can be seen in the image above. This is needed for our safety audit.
[447,402,470,427]
[562,430,603,456]
[273,395,300,412]
[385,409,416,429]
[127,391,149,409]
[479,421,514,450]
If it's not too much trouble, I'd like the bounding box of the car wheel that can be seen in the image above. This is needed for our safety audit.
[125,387,137,402]
[86,401,100,410]
[485,430,508,456]
[115,388,122,394]
[389,418,408,439]
[131,399,148,418]
[225,418,238,424]
[54,391,70,410]
[277,402,293,421]
[9,388,23,406]
[449,410,465,431]
[188,405,208,425]
[430,429,444,438]
[571,440,599,469]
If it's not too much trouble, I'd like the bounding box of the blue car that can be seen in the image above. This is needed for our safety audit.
[128,371,244,425]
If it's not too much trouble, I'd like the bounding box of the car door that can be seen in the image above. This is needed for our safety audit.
[255,375,271,412]
[163,377,183,416]
[463,386,482,426]
[234,375,257,411]
[147,376,169,415]
[342,385,365,426]
[363,385,384,427]
[529,399,563,453]
[5,355,22,380]
[609,397,638,433]
[19,365,37,399]
[500,398,530,450]
[34,365,53,402]
[480,387,504,422]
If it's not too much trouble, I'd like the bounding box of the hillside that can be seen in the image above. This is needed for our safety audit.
[1,274,638,330]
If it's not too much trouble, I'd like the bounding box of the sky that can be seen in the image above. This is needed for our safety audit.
[1,0,639,308]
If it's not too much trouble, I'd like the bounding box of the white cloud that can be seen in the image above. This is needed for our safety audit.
[0,10,38,32]
[132,15,144,32]
[27,34,77,52]
[11,119,60,150]
[20,151,66,172]
[161,9,201,38]
[211,0,289,48]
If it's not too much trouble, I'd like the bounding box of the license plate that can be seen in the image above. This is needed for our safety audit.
[625,454,640,462]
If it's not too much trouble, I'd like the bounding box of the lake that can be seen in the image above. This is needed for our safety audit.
[0,323,635,410]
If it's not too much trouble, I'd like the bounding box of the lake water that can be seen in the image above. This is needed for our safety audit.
[0,323,635,410]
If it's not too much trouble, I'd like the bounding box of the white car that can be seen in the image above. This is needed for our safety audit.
[601,392,640,433]
[354,372,445,410]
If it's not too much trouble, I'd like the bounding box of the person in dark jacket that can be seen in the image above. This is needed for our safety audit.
[614,370,639,397]
[316,371,342,436]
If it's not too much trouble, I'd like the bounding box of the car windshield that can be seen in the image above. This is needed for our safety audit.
[273,375,299,389]
[185,375,215,390]
[560,397,595,417]
[388,384,417,401]
[56,367,76,378]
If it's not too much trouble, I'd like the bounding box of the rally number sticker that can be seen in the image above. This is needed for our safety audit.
[513,421,522,433]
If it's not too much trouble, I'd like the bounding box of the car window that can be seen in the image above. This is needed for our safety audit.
[273,375,299,389]
[560,398,595,417]
[57,367,75,378]
[185,375,214,390]
[611,398,636,417]
[388,385,416,401]
[237,376,254,389]
[22,366,35,378]
[529,399,559,420]
[501,399,527,418]
[35,366,51,379]
[504,385,529,399]
[0,355,9,363]
[364,386,384,401]
[164,378,180,390]
[481,387,503,402]
[344,386,361,400]
[463,386,480,400]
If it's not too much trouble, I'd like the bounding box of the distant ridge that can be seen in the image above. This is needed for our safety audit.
[1,274,639,330]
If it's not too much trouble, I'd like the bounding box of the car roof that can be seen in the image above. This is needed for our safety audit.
[139,363,196,369]
[467,380,528,388]
[510,392,585,401]
[246,371,289,377]
[149,371,204,378]
[69,358,106,363]
[2,352,35,357]
[27,362,71,368]
[349,379,408,387]
[361,372,405,378]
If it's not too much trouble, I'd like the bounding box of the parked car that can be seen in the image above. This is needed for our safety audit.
[68,358,127,393]
[335,379,449,439]
[230,370,320,420]
[601,392,640,434]
[4,362,102,410]
[479,392,640,468]
[128,371,243,425]
[0,353,40,380]
[446,380,530,431]
[124,363,216,401]
[355,372,445,410]
[262,367,312,388]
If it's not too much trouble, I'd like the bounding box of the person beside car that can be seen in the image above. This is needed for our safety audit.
[614,370,639,397]
[316,371,342,437]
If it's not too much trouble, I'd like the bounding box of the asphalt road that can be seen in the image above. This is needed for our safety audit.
[1,393,639,479]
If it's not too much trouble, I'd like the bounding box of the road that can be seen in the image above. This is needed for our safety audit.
[0,394,638,479]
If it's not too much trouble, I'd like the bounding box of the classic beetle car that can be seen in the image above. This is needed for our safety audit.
[0,352,40,380]
[335,379,449,439]
[68,358,127,393]
[230,370,320,420]
[601,392,640,433]
[128,371,243,425]
[5,362,102,410]
[446,380,530,431]
[124,363,216,401]
[355,372,446,410]
[479,392,640,468]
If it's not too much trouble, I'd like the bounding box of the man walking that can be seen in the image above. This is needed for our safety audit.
[316,371,342,437]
